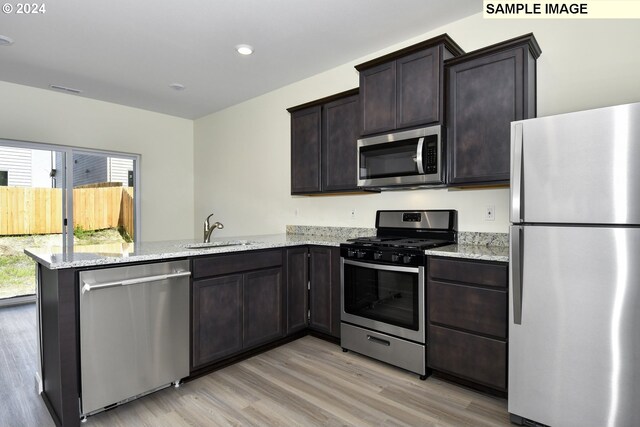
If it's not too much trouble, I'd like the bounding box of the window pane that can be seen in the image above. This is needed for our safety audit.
[0,145,64,299]
[72,152,136,248]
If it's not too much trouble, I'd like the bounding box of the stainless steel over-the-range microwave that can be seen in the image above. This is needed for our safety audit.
[357,125,443,189]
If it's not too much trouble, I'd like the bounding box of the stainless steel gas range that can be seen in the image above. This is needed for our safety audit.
[340,210,457,379]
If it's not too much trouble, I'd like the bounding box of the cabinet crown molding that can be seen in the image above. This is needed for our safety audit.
[354,33,464,71]
[287,88,359,113]
[444,33,542,67]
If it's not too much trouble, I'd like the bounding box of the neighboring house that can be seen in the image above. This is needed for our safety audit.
[0,146,54,187]
[108,157,134,186]
[0,146,133,188]
[71,155,134,187]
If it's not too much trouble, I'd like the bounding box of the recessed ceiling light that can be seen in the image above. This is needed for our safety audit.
[236,44,254,56]
[49,84,83,94]
[169,83,186,91]
[0,35,14,46]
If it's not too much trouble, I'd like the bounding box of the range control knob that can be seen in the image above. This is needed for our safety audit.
[391,253,400,262]
[347,249,356,257]
[373,251,383,261]
[356,250,367,259]
[402,255,414,264]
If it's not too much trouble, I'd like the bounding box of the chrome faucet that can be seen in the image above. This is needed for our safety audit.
[203,213,224,243]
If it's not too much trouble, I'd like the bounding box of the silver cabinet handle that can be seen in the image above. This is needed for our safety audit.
[511,123,524,222]
[511,226,524,325]
[416,137,425,174]
[367,335,391,346]
[82,271,191,293]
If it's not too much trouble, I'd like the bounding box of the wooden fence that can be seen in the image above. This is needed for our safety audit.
[0,186,134,238]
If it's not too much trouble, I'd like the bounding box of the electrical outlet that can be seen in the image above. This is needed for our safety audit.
[485,205,495,221]
[351,208,356,220]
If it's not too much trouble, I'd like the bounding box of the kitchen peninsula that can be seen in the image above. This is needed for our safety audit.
[26,228,507,426]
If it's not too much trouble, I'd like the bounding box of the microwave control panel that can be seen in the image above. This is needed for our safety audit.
[425,140,438,174]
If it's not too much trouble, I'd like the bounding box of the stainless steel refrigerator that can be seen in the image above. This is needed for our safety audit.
[509,102,640,427]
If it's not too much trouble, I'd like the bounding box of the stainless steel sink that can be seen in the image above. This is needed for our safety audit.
[183,241,254,250]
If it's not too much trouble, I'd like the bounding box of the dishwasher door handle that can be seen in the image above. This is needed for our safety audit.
[82,271,191,293]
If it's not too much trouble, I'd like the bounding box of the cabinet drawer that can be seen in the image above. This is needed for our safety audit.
[428,325,506,390]
[429,281,507,338]
[193,249,282,279]
[429,257,507,288]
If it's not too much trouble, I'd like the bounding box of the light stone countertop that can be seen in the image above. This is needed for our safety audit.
[25,227,510,269]
[24,233,346,270]
[424,244,509,263]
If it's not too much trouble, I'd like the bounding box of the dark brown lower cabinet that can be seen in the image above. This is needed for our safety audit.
[427,256,508,391]
[243,268,283,349]
[192,274,243,367]
[429,325,507,390]
[286,247,309,334]
[191,250,284,370]
[308,246,341,338]
[285,246,341,339]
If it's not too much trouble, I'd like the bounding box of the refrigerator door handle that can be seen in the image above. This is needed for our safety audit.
[511,123,524,222]
[511,225,524,325]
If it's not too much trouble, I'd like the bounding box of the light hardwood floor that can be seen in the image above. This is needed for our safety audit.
[1,303,510,426]
[0,303,54,427]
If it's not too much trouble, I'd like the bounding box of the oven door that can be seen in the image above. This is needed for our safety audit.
[357,125,441,188]
[341,258,425,343]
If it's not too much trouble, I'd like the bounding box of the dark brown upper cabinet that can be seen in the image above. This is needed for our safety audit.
[446,34,541,186]
[355,34,464,136]
[288,89,359,195]
[290,105,321,194]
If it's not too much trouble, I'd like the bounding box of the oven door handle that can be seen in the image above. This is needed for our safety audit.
[342,258,421,274]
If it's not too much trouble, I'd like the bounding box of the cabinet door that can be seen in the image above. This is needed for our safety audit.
[309,246,341,338]
[360,61,396,135]
[322,94,359,192]
[291,106,321,194]
[243,267,284,348]
[286,247,308,334]
[192,274,243,368]
[447,48,526,185]
[396,47,440,129]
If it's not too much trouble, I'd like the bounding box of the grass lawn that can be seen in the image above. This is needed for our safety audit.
[0,255,35,299]
[0,228,127,300]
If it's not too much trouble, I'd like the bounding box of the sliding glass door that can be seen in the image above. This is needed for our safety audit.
[0,140,139,303]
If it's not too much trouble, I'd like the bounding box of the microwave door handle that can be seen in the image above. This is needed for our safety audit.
[416,137,425,174]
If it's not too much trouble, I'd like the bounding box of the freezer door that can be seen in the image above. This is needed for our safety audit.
[509,225,640,427]
[510,102,640,225]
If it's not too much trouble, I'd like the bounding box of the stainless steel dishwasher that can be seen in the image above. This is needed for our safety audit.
[78,260,190,418]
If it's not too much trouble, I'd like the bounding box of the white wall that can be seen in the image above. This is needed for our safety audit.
[194,14,640,238]
[0,80,194,241]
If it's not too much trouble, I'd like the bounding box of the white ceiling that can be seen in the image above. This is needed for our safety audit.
[0,0,480,119]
